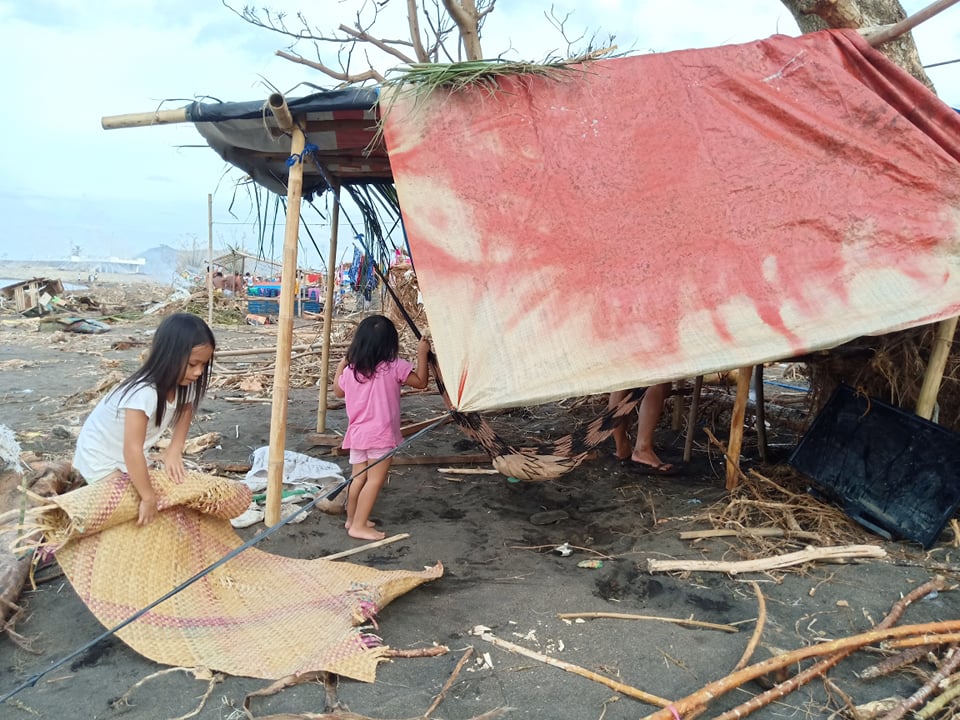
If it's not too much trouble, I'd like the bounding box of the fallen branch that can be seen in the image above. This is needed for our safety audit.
[647,544,886,574]
[643,595,957,720]
[479,630,671,707]
[556,612,738,633]
[423,646,473,718]
[879,644,960,720]
[112,666,222,720]
[382,645,449,659]
[714,576,949,720]
[732,581,765,671]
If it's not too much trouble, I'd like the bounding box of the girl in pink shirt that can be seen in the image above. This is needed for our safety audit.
[334,315,431,540]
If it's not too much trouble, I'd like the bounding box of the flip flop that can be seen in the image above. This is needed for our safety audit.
[628,460,681,476]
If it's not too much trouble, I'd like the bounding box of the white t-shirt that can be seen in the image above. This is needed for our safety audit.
[73,382,178,483]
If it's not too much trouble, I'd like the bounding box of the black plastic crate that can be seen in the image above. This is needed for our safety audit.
[789,384,960,548]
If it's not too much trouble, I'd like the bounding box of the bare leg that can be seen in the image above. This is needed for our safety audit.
[345,462,376,530]
[347,457,390,541]
[632,382,670,468]
[607,389,634,460]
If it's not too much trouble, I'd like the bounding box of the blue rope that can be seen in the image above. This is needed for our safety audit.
[286,142,320,167]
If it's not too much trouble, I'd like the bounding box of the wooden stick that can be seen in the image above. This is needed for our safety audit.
[479,631,671,708]
[382,645,450,659]
[556,612,738,633]
[391,454,491,466]
[883,632,960,649]
[679,528,821,541]
[683,375,703,463]
[874,643,960,720]
[216,343,330,358]
[317,180,341,433]
[753,365,767,463]
[916,316,958,420]
[647,544,886,574]
[733,581,766,671]
[916,668,960,719]
[402,414,451,436]
[423,646,473,718]
[642,619,960,720]
[321,533,409,560]
[437,467,500,475]
[725,365,753,490]
[207,193,213,327]
[265,104,305,527]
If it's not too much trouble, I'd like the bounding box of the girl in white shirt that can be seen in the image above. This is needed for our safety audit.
[73,313,216,526]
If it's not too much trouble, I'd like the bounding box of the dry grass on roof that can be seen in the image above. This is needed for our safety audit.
[803,326,960,433]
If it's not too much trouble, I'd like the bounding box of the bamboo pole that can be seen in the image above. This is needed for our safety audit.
[101,107,189,130]
[683,375,703,463]
[265,97,304,527]
[206,193,213,327]
[860,0,960,47]
[753,364,767,463]
[725,366,753,490]
[671,379,684,431]
[916,316,958,420]
[317,180,341,432]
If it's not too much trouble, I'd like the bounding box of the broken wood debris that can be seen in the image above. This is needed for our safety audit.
[647,544,887,574]
[556,611,738,633]
[476,627,671,708]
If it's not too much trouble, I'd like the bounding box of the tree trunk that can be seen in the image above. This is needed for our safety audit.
[441,0,484,60]
[778,0,934,90]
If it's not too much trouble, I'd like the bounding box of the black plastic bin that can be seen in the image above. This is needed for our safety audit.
[789,384,960,548]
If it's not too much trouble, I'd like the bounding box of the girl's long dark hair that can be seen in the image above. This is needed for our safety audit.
[116,312,216,427]
[345,314,399,382]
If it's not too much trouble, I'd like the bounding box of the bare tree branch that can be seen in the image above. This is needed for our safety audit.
[338,23,418,64]
[407,0,430,62]
[275,50,385,85]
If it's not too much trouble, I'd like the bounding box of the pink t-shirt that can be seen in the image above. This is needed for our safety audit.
[338,357,413,450]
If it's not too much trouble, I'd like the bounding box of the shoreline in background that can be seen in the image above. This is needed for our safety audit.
[0,260,169,287]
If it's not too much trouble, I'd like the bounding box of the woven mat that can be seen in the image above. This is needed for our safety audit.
[43,470,442,682]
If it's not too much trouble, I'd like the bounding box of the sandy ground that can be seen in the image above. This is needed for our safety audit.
[2,267,960,720]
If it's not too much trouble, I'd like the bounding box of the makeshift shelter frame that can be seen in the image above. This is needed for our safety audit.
[98,0,959,519]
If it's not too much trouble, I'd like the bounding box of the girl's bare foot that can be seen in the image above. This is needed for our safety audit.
[347,526,386,541]
[344,520,377,530]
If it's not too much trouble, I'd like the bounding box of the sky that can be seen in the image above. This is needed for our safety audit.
[0,0,957,272]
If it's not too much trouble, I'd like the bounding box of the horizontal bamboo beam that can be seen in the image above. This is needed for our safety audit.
[268,93,294,131]
[101,107,189,130]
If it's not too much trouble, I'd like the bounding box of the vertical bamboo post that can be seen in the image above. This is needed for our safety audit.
[672,379,685,431]
[725,366,754,490]
[265,94,304,527]
[206,193,213,327]
[683,375,703,463]
[317,181,341,432]
[754,364,768,463]
[916,316,959,420]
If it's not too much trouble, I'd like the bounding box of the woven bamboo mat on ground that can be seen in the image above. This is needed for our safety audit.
[40,470,442,682]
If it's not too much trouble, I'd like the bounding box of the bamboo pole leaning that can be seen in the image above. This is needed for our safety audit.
[317,180,341,433]
[265,93,305,527]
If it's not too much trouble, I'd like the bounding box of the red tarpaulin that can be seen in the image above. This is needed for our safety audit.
[382,30,960,412]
